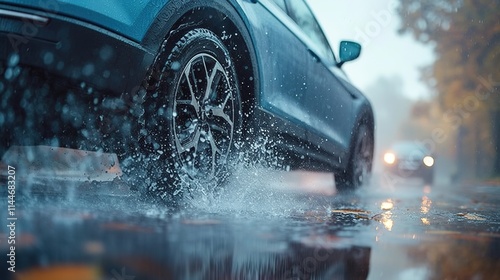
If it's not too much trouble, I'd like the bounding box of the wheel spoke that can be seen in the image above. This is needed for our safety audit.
[175,124,202,155]
[182,64,200,114]
[207,128,222,176]
[203,60,225,102]
[209,122,230,135]
[210,107,234,129]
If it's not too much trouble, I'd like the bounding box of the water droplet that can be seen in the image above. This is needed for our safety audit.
[99,45,114,61]
[171,61,181,71]
[103,70,110,78]
[7,53,20,67]
[43,52,54,65]
[4,68,13,80]
[82,63,95,76]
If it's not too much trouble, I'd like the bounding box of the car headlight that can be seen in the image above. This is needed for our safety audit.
[423,156,434,167]
[384,152,396,165]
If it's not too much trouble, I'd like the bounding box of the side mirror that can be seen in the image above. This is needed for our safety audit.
[337,41,361,67]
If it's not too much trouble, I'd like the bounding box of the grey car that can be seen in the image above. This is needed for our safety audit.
[383,141,435,184]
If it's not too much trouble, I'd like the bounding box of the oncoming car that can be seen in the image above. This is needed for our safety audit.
[0,0,374,199]
[383,141,435,184]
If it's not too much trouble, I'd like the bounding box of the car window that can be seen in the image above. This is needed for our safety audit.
[284,0,335,63]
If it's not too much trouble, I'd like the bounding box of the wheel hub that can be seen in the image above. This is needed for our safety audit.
[199,103,214,121]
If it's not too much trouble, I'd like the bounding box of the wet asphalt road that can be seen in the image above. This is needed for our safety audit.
[1,171,500,280]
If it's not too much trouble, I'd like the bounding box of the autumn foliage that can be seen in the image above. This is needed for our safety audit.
[397,0,500,179]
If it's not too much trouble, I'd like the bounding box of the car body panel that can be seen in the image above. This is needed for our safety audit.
[244,0,359,163]
[0,0,170,42]
[0,3,154,93]
[239,0,310,143]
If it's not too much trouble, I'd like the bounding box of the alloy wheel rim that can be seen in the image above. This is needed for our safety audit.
[172,53,236,179]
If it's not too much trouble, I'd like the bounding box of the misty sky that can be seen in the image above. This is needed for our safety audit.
[307,0,436,100]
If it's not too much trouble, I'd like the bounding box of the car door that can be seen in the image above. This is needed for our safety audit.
[245,0,312,144]
[283,0,354,158]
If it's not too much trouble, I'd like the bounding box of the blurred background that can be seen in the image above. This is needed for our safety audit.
[309,0,500,184]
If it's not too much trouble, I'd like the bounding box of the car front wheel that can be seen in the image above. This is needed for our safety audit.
[142,28,243,200]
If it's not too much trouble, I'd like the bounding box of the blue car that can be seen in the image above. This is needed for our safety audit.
[0,0,374,198]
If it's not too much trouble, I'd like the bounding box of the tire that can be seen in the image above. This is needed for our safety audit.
[142,28,243,200]
[337,124,373,191]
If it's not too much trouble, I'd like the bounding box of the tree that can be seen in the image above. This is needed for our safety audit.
[398,0,500,179]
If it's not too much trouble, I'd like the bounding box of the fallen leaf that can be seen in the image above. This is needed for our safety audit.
[331,209,370,215]
[463,213,486,221]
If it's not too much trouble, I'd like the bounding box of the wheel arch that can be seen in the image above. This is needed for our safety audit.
[355,102,375,138]
[142,0,260,135]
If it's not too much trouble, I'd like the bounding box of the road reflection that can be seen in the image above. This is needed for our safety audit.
[1,199,372,280]
[0,165,499,279]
